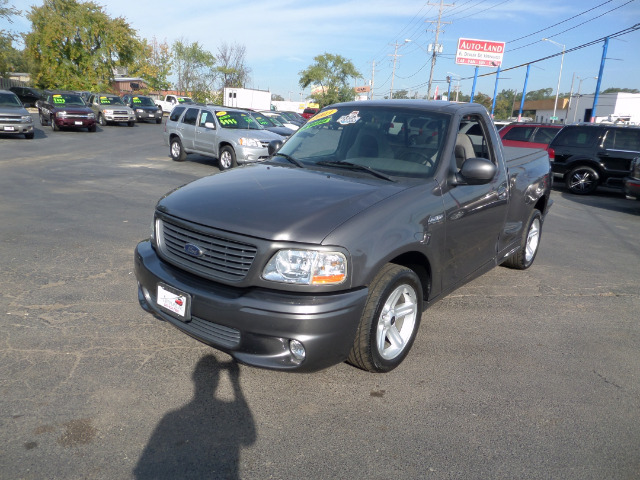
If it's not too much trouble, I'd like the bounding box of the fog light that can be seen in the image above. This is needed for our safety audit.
[289,339,306,362]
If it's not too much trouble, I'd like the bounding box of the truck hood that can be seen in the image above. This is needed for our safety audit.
[157,163,410,244]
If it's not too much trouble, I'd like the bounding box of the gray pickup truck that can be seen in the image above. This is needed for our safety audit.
[163,105,284,170]
[135,100,552,373]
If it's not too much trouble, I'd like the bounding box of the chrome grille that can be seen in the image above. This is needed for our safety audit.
[159,219,257,281]
[0,116,21,123]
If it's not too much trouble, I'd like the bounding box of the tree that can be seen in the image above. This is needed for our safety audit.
[391,89,409,99]
[271,93,284,101]
[0,0,20,77]
[172,38,216,102]
[602,87,639,94]
[299,53,361,108]
[216,42,250,89]
[525,88,553,101]
[492,89,519,120]
[24,0,140,91]
[129,37,172,92]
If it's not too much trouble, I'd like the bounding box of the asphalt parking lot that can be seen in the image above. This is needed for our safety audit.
[1,116,639,480]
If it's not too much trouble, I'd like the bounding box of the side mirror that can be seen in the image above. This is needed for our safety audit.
[455,157,497,185]
[268,139,283,155]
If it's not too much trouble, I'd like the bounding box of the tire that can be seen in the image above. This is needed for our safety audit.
[170,138,187,162]
[566,165,599,195]
[503,209,542,270]
[347,264,422,373]
[128,121,135,127]
[88,125,96,133]
[39,113,48,126]
[51,117,58,131]
[156,117,162,124]
[218,146,237,170]
[24,132,34,139]
[99,114,107,126]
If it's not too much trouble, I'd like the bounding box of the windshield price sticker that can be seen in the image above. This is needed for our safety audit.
[337,111,360,125]
[157,283,190,321]
[133,97,141,103]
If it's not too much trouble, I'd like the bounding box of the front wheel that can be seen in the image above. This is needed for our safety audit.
[347,264,422,373]
[51,117,58,131]
[170,138,186,161]
[39,113,48,126]
[503,209,542,270]
[218,146,237,170]
[98,114,107,126]
[128,121,135,127]
[566,165,599,195]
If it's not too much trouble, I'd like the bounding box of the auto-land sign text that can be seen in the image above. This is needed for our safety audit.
[455,38,506,67]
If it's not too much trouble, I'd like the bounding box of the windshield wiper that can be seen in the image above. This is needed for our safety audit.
[274,152,304,168]
[316,160,394,182]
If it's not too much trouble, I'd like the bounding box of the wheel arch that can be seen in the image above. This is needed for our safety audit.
[386,251,432,305]
[562,157,603,180]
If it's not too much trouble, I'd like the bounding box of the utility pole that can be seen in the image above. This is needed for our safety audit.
[370,61,375,100]
[389,40,409,99]
[426,0,452,99]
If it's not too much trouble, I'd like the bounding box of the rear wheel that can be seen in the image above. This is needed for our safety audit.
[566,165,599,195]
[347,264,422,373]
[503,209,542,270]
[218,146,237,170]
[170,138,186,161]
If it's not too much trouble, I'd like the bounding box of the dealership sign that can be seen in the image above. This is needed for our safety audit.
[455,38,506,67]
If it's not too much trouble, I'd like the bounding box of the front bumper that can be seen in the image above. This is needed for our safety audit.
[55,117,96,128]
[135,109,162,122]
[134,240,368,372]
[235,145,271,164]
[0,122,33,134]
[623,176,640,200]
[104,114,135,123]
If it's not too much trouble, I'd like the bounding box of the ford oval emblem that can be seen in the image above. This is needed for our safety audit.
[184,243,204,257]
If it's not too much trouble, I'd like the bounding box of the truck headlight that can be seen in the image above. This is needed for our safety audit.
[88,113,95,119]
[263,250,347,285]
[238,137,262,148]
[632,157,640,178]
[104,109,113,115]
[57,111,68,117]
[136,109,144,113]
[21,115,33,123]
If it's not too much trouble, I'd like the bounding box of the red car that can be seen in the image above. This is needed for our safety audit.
[499,122,562,150]
[301,107,319,119]
[37,91,97,132]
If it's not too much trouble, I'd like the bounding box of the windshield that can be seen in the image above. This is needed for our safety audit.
[275,105,451,179]
[99,96,124,105]
[215,111,264,130]
[0,93,22,107]
[252,114,277,127]
[51,94,86,106]
[131,96,156,107]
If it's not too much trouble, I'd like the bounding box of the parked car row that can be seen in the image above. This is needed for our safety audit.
[497,121,640,197]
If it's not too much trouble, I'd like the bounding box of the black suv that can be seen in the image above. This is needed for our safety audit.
[9,86,43,108]
[548,123,640,194]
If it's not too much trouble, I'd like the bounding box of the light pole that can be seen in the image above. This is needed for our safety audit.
[542,38,565,123]
[572,76,598,123]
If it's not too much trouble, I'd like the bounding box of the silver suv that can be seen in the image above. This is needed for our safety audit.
[87,93,136,127]
[0,89,34,139]
[164,105,284,170]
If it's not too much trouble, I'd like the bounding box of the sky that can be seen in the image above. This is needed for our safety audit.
[5,0,640,101]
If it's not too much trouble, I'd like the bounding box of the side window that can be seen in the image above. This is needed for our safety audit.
[182,108,199,126]
[169,106,186,122]
[198,110,215,128]
[503,126,534,142]
[532,127,559,144]
[610,129,640,151]
[456,115,493,168]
